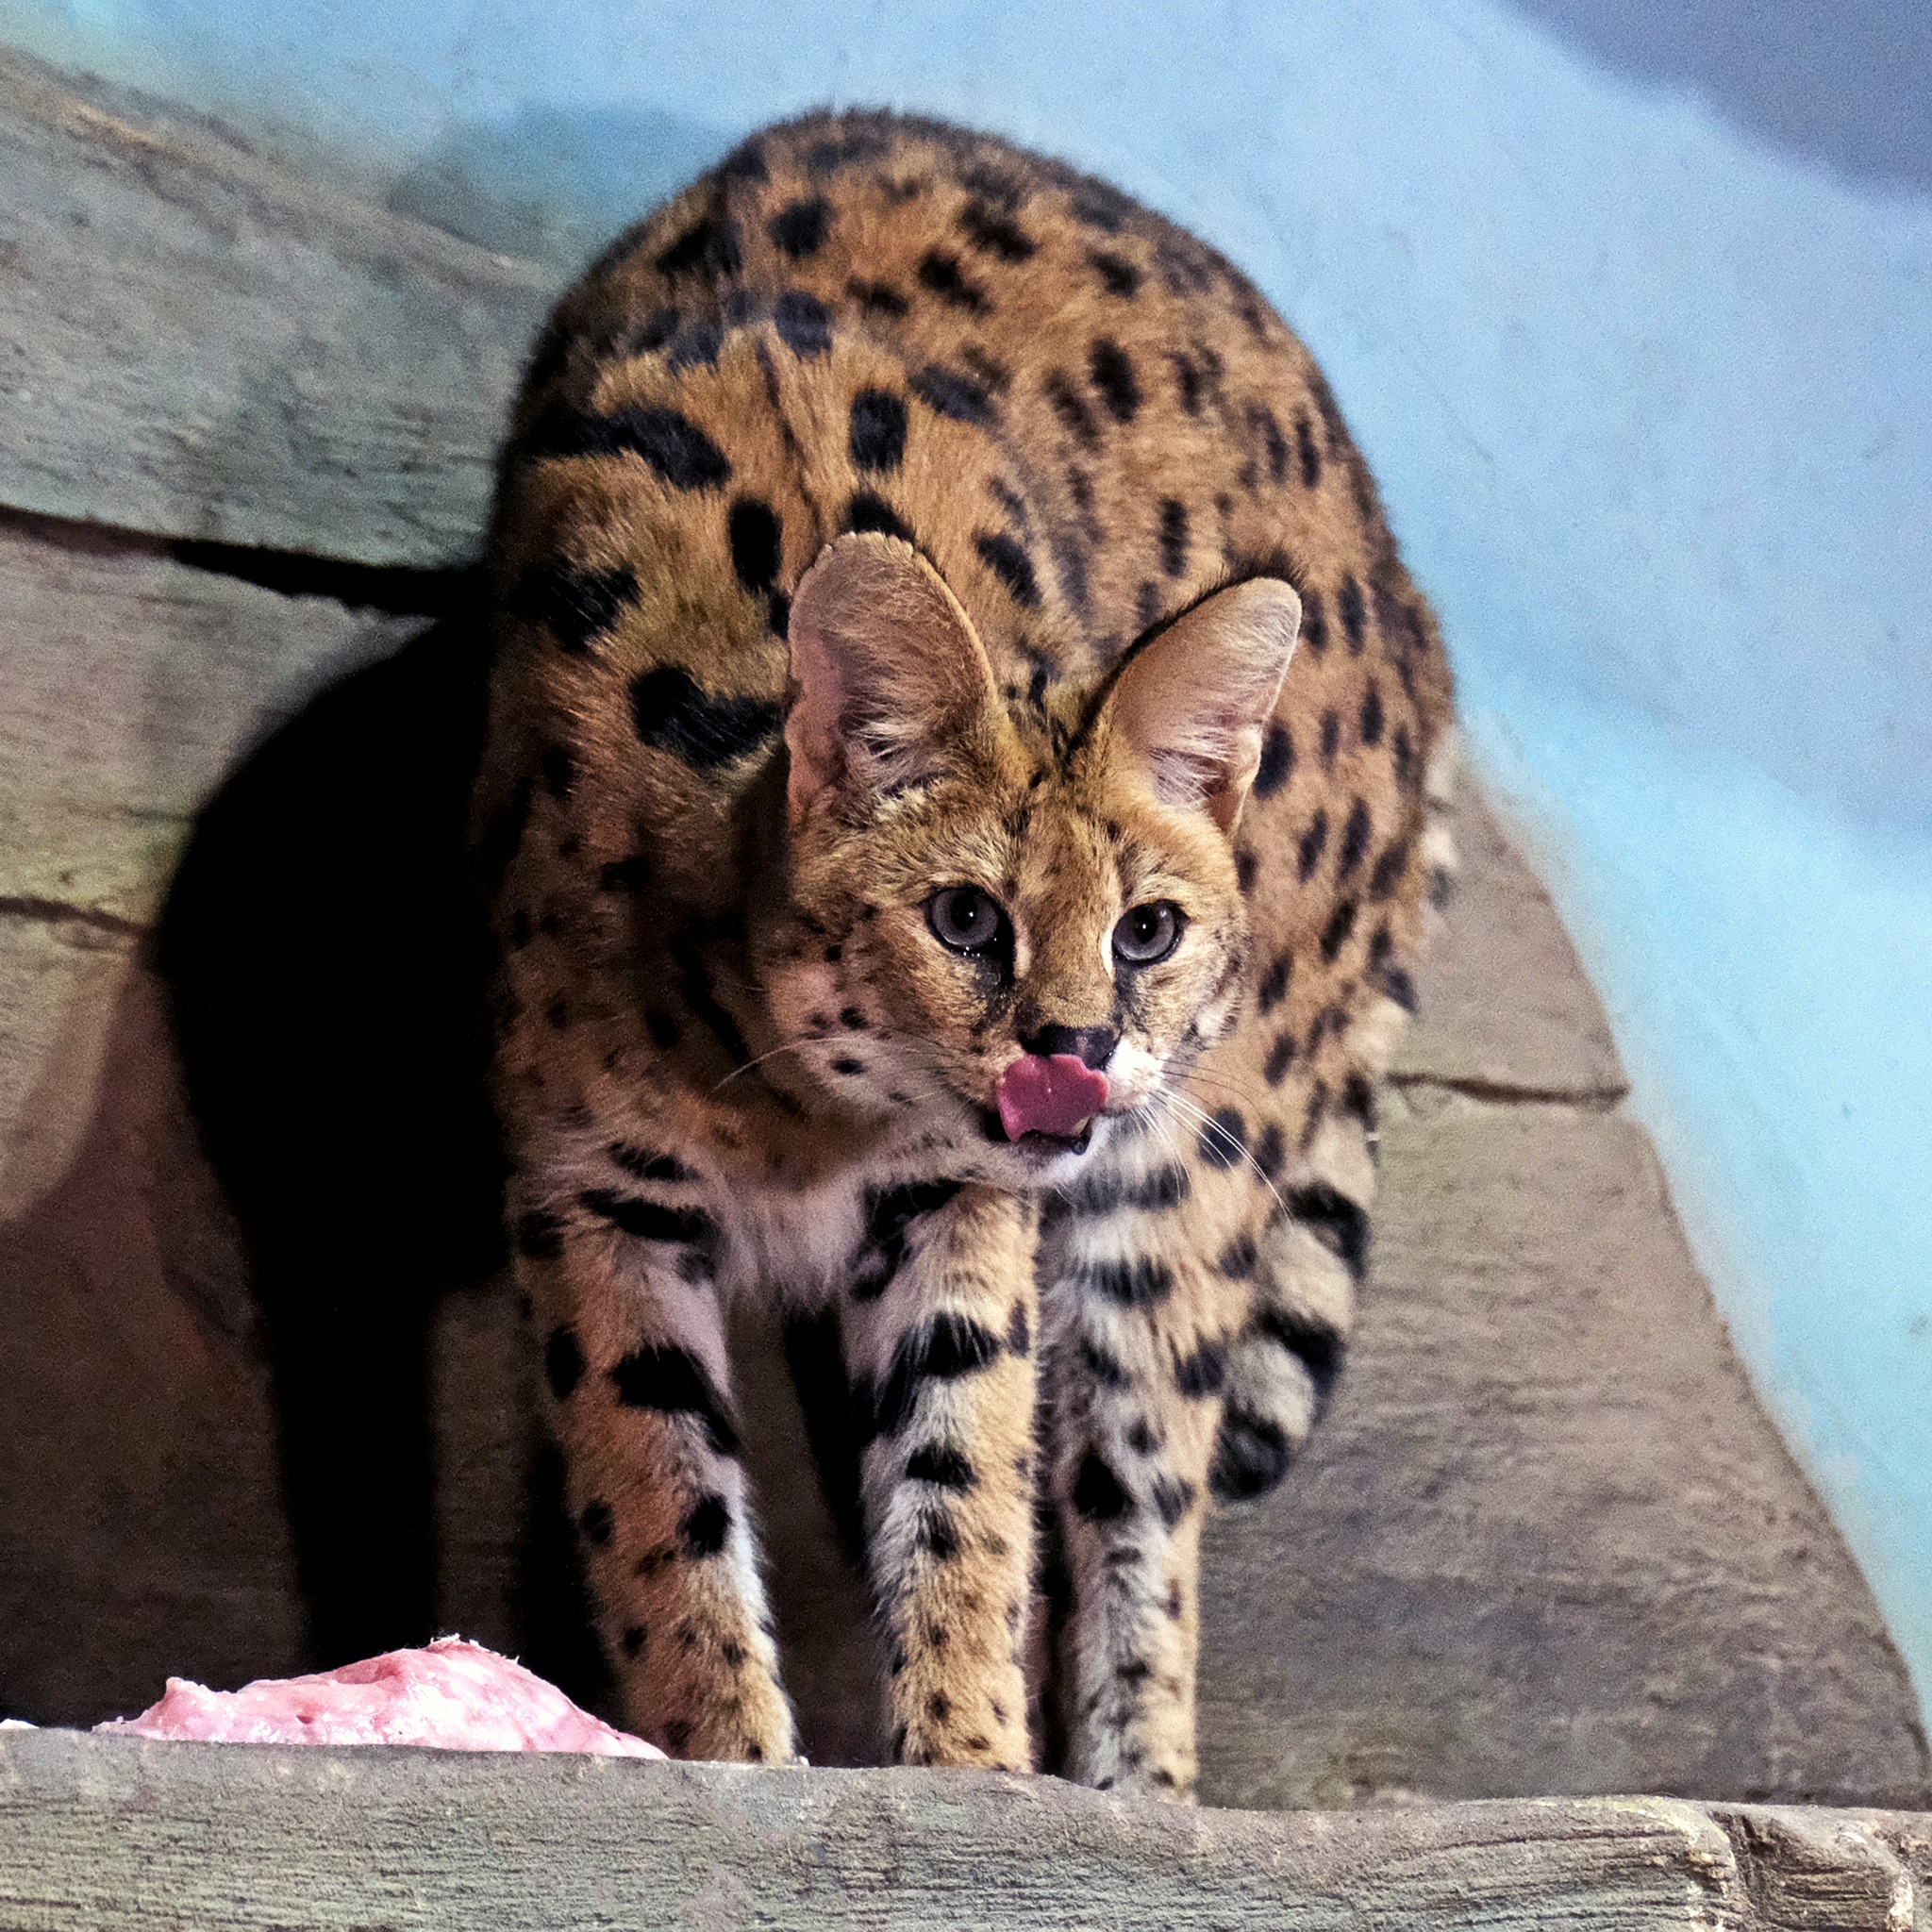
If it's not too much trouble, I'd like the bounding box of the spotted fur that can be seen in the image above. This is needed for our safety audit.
[476,110,1454,1797]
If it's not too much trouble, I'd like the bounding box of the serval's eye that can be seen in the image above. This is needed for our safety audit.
[927,885,1007,955]
[1112,900,1183,966]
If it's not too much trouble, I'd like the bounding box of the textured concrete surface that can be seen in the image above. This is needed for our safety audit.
[6,1729,1932,1931]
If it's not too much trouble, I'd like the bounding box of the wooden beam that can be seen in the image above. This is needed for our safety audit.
[3,1731,1927,1930]
[0,48,556,567]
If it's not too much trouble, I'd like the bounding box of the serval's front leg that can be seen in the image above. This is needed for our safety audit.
[1044,1198,1231,1801]
[515,1158,794,1762]
[842,1182,1038,1770]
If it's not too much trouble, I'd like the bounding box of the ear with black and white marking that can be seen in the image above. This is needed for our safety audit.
[1100,578,1301,835]
[785,533,1002,821]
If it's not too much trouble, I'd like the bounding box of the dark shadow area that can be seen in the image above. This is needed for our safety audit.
[153,601,594,1697]
[1504,0,1932,192]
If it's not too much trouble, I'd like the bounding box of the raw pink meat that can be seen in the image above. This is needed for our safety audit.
[996,1051,1109,1141]
[95,1638,665,1757]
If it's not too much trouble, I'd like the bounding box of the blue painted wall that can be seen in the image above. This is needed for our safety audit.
[8,0,1927,1714]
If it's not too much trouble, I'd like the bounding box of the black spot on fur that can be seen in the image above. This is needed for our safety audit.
[804,127,891,175]
[1370,839,1410,901]
[1264,1032,1296,1086]
[1158,499,1189,578]
[1258,953,1291,1013]
[1090,249,1141,297]
[516,1208,564,1259]
[528,405,732,491]
[1301,585,1328,654]
[1065,1160,1191,1216]
[1007,1301,1031,1357]
[622,1624,647,1657]
[1340,574,1367,652]
[908,1443,977,1490]
[1174,1338,1227,1399]
[1235,846,1259,894]
[1297,810,1329,881]
[579,1500,613,1545]
[851,1177,963,1302]
[872,1312,1004,1437]
[1255,1123,1286,1181]
[1288,1181,1370,1280]
[1320,899,1357,962]
[1253,722,1293,799]
[728,498,782,591]
[609,1344,740,1454]
[976,532,1040,607]
[667,316,723,372]
[958,199,1035,261]
[1152,1474,1197,1529]
[618,307,681,358]
[1075,1255,1174,1308]
[1338,799,1373,880]
[1257,1304,1346,1397]
[911,363,997,425]
[679,1494,731,1557]
[719,139,768,182]
[1069,179,1134,232]
[769,194,832,258]
[1197,1107,1247,1170]
[507,562,641,654]
[609,1144,691,1184]
[916,249,989,312]
[920,1512,960,1560]
[1073,1451,1133,1523]
[656,215,741,279]
[1250,404,1290,484]
[850,389,909,473]
[1044,370,1100,448]
[630,666,781,770]
[774,289,832,358]
[1217,1233,1258,1278]
[544,1325,586,1400]
[1171,351,1205,414]
[1210,1408,1291,1501]
[845,491,914,542]
[830,1057,865,1076]
[1295,410,1322,487]
[1359,683,1385,747]
[849,277,910,317]
[1080,1339,1132,1389]
[1321,709,1341,766]
[1089,339,1141,423]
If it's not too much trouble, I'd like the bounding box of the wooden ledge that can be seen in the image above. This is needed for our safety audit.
[3,1730,1927,1929]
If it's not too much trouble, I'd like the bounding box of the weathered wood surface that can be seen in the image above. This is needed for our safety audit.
[0,47,555,566]
[2,1730,1927,1931]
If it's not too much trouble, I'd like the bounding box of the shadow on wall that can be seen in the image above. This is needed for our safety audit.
[152,605,605,1701]
[385,102,731,268]
[1503,0,1932,191]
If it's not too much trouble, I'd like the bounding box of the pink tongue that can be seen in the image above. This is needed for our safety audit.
[997,1053,1110,1141]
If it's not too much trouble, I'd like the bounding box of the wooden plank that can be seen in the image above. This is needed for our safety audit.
[1390,775,1629,1102]
[0,513,417,929]
[0,47,556,566]
[0,1730,1785,1931]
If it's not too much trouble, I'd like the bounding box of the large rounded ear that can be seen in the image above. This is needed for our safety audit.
[785,533,1002,821]
[1100,578,1302,835]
